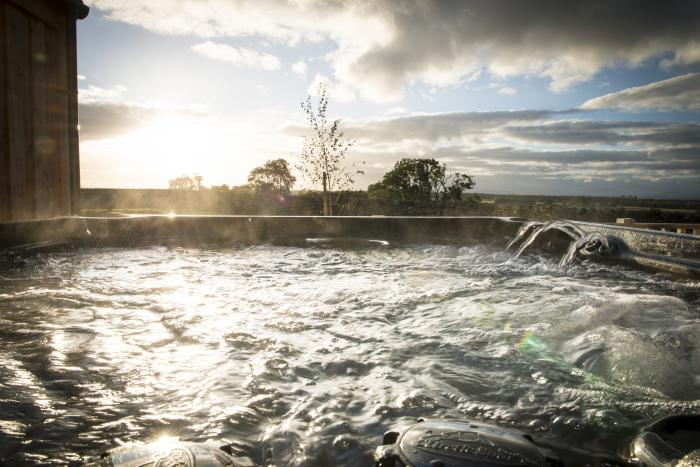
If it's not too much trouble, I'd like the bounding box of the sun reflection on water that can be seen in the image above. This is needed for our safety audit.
[152,434,181,452]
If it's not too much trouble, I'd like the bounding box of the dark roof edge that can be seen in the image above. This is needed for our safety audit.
[60,0,90,20]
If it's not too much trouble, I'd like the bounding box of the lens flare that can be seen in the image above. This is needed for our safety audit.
[518,332,546,355]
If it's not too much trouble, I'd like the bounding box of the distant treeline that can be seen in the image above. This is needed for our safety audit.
[81,188,477,216]
[81,188,700,223]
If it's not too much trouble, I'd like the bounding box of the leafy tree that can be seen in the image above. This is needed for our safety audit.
[297,84,362,215]
[368,158,475,215]
[168,174,204,190]
[247,159,296,194]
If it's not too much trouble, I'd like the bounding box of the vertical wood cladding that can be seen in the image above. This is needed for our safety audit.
[0,0,85,221]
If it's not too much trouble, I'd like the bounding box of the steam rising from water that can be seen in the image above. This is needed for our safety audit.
[0,244,698,464]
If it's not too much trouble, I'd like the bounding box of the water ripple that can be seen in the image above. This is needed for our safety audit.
[0,244,698,464]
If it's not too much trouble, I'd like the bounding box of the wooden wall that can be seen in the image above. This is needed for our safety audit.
[0,0,86,222]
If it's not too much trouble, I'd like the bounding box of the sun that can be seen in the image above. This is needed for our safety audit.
[80,112,299,188]
[86,115,238,187]
[129,116,219,168]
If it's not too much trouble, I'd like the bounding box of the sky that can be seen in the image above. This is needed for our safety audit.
[77,0,700,198]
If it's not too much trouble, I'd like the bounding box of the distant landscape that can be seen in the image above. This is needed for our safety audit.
[81,188,700,224]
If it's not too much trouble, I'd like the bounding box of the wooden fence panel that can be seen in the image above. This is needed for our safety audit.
[0,0,79,221]
[0,2,9,221]
[5,3,34,221]
[31,16,54,219]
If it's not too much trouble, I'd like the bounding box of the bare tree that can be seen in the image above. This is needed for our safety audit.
[297,84,361,215]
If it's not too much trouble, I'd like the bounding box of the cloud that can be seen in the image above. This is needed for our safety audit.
[503,120,700,147]
[79,84,130,104]
[283,110,560,141]
[455,147,648,165]
[661,42,700,69]
[351,110,559,142]
[430,146,700,186]
[341,1,700,99]
[497,86,517,96]
[581,73,700,111]
[190,41,280,70]
[85,0,700,102]
[307,73,356,103]
[255,84,272,95]
[291,60,308,78]
[78,85,208,140]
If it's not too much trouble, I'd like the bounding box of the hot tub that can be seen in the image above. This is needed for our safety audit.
[0,216,698,465]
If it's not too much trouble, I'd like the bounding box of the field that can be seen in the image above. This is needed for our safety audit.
[81,189,700,224]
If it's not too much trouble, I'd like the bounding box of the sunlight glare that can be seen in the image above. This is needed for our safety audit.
[152,434,181,452]
[80,110,300,189]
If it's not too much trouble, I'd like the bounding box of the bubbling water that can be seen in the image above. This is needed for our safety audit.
[0,243,698,465]
[506,220,620,269]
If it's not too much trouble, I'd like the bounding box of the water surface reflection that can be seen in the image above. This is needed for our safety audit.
[0,244,698,465]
